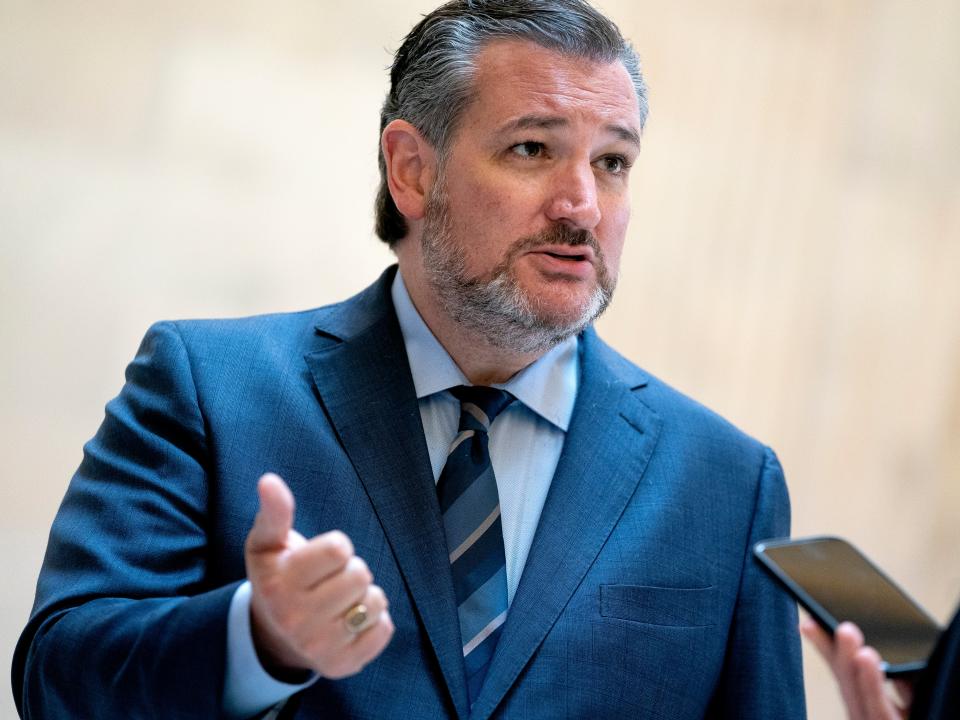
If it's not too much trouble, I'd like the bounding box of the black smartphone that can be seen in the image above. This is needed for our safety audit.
[753,535,942,676]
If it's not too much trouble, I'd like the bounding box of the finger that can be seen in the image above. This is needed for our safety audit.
[316,584,391,659]
[852,646,900,720]
[312,556,375,618]
[325,611,395,679]
[284,530,355,589]
[248,474,295,553]
[249,555,379,664]
[342,585,390,637]
[265,555,374,644]
[347,610,395,667]
[297,586,393,678]
[833,623,868,720]
[892,679,914,711]
[800,617,835,660]
[835,622,866,665]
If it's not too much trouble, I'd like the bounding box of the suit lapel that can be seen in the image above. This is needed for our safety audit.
[303,269,470,719]
[469,329,663,720]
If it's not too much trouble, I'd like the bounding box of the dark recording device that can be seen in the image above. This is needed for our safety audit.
[754,536,942,676]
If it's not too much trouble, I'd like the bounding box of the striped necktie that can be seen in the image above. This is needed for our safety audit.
[437,385,514,706]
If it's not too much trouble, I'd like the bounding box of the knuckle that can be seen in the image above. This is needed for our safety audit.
[326,530,354,556]
[349,556,373,584]
[369,614,392,639]
[367,621,393,656]
[319,540,351,568]
[377,616,395,643]
[338,557,371,589]
[367,585,387,611]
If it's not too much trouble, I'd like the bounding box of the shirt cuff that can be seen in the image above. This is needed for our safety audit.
[223,581,318,718]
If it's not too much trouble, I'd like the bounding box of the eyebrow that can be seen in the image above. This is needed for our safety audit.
[498,114,641,150]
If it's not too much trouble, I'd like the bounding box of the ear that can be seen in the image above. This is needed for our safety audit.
[381,119,437,222]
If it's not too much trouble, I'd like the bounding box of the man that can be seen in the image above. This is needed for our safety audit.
[13,1,806,718]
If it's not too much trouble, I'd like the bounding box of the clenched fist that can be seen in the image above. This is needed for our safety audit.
[244,473,395,678]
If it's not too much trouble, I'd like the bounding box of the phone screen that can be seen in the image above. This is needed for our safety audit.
[755,536,942,672]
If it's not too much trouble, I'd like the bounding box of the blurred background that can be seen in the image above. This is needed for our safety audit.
[1,0,958,717]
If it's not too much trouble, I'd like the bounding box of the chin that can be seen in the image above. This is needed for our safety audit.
[530,273,614,325]
[532,301,603,334]
[527,285,597,316]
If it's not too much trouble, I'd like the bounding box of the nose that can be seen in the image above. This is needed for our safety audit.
[544,160,601,230]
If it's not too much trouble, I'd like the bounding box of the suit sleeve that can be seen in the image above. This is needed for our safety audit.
[706,447,807,719]
[12,321,240,719]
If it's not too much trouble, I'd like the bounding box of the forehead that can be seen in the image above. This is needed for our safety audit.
[462,39,640,134]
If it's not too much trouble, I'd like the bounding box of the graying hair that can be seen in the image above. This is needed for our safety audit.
[375,0,649,246]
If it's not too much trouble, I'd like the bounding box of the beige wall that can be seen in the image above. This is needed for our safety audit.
[2,1,958,717]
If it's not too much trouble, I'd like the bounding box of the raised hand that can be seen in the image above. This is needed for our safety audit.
[244,473,395,679]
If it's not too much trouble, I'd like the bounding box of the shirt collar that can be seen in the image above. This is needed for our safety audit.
[391,270,578,432]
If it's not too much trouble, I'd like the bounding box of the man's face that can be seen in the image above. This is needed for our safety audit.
[419,39,641,353]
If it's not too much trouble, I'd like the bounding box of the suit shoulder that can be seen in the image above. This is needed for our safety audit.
[130,306,338,384]
[165,306,321,338]
[149,269,396,353]
[143,306,324,354]
[593,336,770,457]
[643,372,770,456]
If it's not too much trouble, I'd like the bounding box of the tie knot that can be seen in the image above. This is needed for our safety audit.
[449,385,514,431]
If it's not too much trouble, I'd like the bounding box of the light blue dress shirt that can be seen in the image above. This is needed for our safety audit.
[223,271,580,717]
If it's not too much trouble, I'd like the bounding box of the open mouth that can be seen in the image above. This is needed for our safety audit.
[527,247,596,279]
[532,244,596,264]
[543,251,589,262]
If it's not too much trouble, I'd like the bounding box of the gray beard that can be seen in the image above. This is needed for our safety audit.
[419,191,616,356]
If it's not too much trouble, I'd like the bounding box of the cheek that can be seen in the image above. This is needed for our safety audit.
[450,178,534,249]
[471,179,533,223]
[599,202,630,270]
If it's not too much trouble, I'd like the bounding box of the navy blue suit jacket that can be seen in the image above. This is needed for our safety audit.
[14,267,805,719]
[911,603,960,719]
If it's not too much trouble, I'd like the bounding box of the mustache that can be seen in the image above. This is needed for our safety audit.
[515,224,602,255]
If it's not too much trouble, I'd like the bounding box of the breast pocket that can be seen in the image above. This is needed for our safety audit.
[600,584,717,627]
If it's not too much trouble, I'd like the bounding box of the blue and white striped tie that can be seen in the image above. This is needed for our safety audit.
[437,385,514,706]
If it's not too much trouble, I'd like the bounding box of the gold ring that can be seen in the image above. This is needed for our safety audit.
[344,603,370,634]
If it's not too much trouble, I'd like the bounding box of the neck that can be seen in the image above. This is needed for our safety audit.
[449,337,543,386]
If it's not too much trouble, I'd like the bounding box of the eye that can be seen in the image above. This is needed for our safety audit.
[510,141,545,159]
[596,154,632,175]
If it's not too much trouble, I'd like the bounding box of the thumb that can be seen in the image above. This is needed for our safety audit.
[248,473,295,553]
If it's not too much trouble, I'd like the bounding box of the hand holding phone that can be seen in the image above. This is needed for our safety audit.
[801,618,916,720]
[753,536,942,676]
